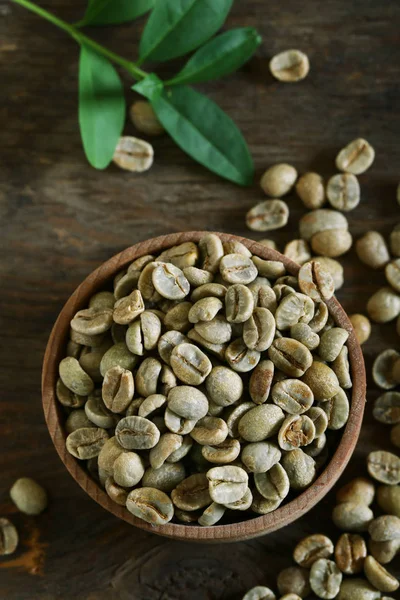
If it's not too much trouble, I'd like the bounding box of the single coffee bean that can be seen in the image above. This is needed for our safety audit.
[272,379,314,414]
[207,465,248,504]
[98,436,126,476]
[100,342,137,378]
[298,260,335,303]
[268,337,313,377]
[137,393,166,419]
[332,502,374,532]
[238,404,285,442]
[136,357,163,397]
[243,307,276,351]
[275,293,314,330]
[293,534,334,568]
[336,138,375,175]
[327,173,360,211]
[105,477,128,506]
[202,439,241,464]
[305,407,329,437]
[384,259,400,294]
[115,416,160,450]
[277,566,311,597]
[225,284,255,323]
[59,357,95,396]
[89,291,115,310]
[164,302,192,333]
[71,307,113,337]
[278,414,316,451]
[85,392,116,428]
[335,533,367,575]
[337,477,375,506]
[254,463,289,505]
[349,314,371,345]
[332,346,352,389]
[252,256,286,279]
[290,323,320,350]
[377,485,400,517]
[206,366,243,407]
[65,409,94,434]
[127,255,155,274]
[283,239,311,265]
[168,385,208,421]
[259,163,298,196]
[188,297,223,324]
[113,452,145,487]
[224,487,253,511]
[241,441,281,474]
[125,310,162,355]
[249,360,274,404]
[114,271,141,301]
[126,487,173,525]
[319,388,350,430]
[242,586,276,600]
[158,242,199,270]
[198,233,224,274]
[170,342,212,385]
[66,427,109,460]
[187,328,227,359]
[137,262,163,302]
[0,518,18,556]
[363,555,399,593]
[367,287,400,323]
[246,200,289,232]
[296,172,325,209]
[311,228,353,258]
[337,578,381,600]
[226,402,255,439]
[372,349,400,390]
[368,450,400,485]
[251,489,281,515]
[129,100,164,135]
[181,267,212,288]
[113,136,153,172]
[113,290,145,325]
[269,49,309,82]
[152,262,190,301]
[190,283,227,303]
[102,366,134,413]
[311,256,344,290]
[142,462,186,493]
[308,301,329,333]
[171,473,211,511]
[194,314,232,344]
[190,416,228,446]
[319,328,349,362]
[248,278,277,312]
[219,253,258,285]
[369,515,400,542]
[356,231,390,270]
[166,435,193,463]
[369,538,400,565]
[10,478,48,515]
[148,433,182,470]
[309,558,342,600]
[164,407,197,435]
[198,502,226,527]
[56,378,86,408]
[282,448,316,490]
[301,361,340,401]
[373,392,400,424]
[304,432,327,457]
[158,330,189,365]
[226,338,261,372]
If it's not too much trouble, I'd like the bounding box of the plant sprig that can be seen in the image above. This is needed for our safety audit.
[10,0,262,186]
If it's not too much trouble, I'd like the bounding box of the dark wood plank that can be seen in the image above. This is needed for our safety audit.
[1,0,399,597]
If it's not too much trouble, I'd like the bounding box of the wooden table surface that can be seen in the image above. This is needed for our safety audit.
[1,1,400,598]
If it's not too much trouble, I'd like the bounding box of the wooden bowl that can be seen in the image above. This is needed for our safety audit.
[42,232,366,542]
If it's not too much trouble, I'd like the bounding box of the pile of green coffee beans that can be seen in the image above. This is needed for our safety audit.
[57,233,352,527]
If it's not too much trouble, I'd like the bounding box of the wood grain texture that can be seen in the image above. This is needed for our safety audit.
[42,232,366,542]
[1,0,400,596]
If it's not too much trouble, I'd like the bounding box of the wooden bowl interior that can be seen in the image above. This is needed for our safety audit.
[42,232,366,542]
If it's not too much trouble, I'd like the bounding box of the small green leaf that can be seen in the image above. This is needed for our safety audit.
[79,45,125,169]
[138,83,253,185]
[79,0,154,27]
[133,73,164,100]
[139,0,234,63]
[168,28,262,86]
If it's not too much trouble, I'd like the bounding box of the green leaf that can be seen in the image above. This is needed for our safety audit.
[79,45,126,169]
[135,81,253,185]
[133,73,164,100]
[168,28,262,86]
[79,0,154,26]
[139,0,234,63]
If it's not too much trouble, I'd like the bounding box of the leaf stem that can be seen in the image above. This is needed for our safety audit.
[10,0,148,80]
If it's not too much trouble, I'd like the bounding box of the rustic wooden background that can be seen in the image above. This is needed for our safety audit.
[1,0,400,598]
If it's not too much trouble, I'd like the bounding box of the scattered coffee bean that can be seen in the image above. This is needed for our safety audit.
[0,518,18,556]
[363,555,399,593]
[377,485,400,517]
[246,200,289,232]
[332,502,374,532]
[293,534,334,568]
[129,101,164,136]
[113,136,153,172]
[337,578,381,600]
[260,163,298,197]
[335,533,367,575]
[367,450,400,485]
[309,558,343,599]
[336,138,375,175]
[356,231,390,270]
[336,477,375,506]
[349,314,371,345]
[126,487,173,524]
[269,49,310,82]
[277,566,311,597]
[372,349,400,389]
[10,478,48,516]
[242,587,276,600]
[296,172,325,209]
[327,173,360,211]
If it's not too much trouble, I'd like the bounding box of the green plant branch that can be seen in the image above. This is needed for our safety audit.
[10,0,148,80]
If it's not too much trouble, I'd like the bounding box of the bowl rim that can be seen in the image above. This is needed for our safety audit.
[42,231,366,542]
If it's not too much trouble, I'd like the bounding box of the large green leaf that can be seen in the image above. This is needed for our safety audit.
[79,0,154,26]
[134,78,253,185]
[139,0,234,63]
[168,28,262,85]
[79,45,125,169]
